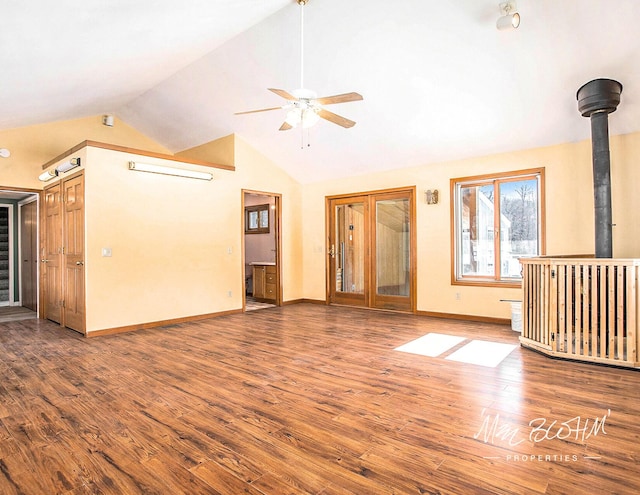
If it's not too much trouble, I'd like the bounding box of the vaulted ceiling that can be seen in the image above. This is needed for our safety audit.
[2,0,639,184]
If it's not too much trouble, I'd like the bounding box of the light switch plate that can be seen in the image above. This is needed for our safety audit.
[101,247,112,257]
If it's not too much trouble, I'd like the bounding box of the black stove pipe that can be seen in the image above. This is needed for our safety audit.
[577,78,623,258]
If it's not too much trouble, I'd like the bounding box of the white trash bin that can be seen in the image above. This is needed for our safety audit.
[500,299,522,332]
[509,301,522,332]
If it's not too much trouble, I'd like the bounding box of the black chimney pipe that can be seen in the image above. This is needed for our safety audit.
[577,78,623,258]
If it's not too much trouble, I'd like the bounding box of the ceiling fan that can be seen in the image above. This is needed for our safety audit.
[235,0,363,131]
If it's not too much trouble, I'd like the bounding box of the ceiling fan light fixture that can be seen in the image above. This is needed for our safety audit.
[285,107,321,129]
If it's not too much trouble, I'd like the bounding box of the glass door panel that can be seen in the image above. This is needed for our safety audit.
[372,195,412,311]
[375,198,410,296]
[329,198,367,306]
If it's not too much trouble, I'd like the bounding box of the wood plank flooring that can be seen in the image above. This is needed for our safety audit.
[0,306,37,323]
[0,304,639,494]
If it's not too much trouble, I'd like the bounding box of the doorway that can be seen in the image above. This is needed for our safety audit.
[242,190,282,311]
[0,188,40,316]
[0,205,11,307]
[327,187,416,312]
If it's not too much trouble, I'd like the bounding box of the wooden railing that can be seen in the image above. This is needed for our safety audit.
[520,257,640,368]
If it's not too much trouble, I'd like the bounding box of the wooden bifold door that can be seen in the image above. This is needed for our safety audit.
[327,187,416,312]
[42,172,85,333]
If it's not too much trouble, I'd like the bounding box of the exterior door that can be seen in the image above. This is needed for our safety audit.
[20,200,38,311]
[327,188,415,312]
[63,175,85,332]
[328,197,368,307]
[371,192,413,311]
[43,184,62,323]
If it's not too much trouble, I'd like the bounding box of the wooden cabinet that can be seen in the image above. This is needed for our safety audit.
[252,264,276,302]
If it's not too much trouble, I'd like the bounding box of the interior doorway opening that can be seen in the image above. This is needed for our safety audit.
[0,188,40,318]
[242,190,282,311]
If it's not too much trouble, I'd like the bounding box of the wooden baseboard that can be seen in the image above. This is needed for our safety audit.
[282,298,327,306]
[416,310,510,326]
[85,309,243,338]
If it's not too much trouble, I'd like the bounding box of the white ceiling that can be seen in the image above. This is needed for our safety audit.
[2,0,640,184]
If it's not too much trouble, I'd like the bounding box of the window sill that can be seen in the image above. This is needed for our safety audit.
[452,279,521,289]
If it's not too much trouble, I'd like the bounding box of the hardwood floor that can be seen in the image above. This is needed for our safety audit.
[0,306,37,323]
[0,304,638,494]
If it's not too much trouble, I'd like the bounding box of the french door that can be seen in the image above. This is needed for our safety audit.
[327,187,416,312]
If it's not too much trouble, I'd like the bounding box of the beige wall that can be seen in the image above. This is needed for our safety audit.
[0,115,171,190]
[301,131,640,319]
[4,113,640,328]
[83,134,302,333]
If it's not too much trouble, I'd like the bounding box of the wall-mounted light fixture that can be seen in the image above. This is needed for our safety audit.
[57,157,81,174]
[497,1,520,30]
[39,169,58,182]
[38,157,81,181]
[0,148,10,158]
[128,161,213,181]
[102,114,114,127]
[425,189,439,205]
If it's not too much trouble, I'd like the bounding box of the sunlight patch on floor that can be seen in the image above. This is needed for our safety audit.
[395,333,518,368]
[394,333,466,357]
[445,340,518,367]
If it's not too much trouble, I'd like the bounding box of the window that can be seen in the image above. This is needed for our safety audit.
[245,204,270,234]
[451,168,545,286]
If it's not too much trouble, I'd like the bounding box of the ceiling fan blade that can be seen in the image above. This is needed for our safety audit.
[235,106,282,115]
[279,122,293,131]
[318,109,356,128]
[268,88,297,101]
[316,92,363,105]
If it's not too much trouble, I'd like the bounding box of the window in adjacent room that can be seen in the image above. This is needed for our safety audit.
[451,168,545,287]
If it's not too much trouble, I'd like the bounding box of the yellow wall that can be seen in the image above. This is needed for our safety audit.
[176,134,235,167]
[83,134,302,333]
[301,131,640,319]
[4,113,640,328]
[0,115,171,190]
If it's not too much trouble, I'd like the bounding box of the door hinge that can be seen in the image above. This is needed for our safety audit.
[60,300,65,308]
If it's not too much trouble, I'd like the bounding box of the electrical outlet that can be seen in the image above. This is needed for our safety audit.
[227,290,232,298]
[227,247,233,254]
[455,292,461,300]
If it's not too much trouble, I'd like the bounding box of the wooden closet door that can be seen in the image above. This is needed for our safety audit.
[43,184,62,323]
[63,174,85,332]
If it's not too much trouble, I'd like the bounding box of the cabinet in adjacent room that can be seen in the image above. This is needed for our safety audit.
[252,263,276,302]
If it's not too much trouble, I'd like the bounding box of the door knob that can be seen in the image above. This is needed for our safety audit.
[41,259,49,263]
[76,261,84,266]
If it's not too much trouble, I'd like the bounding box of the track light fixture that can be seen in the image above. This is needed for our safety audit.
[497,1,520,30]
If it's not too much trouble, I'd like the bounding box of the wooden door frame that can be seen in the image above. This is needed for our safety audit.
[325,186,417,313]
[241,189,282,310]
